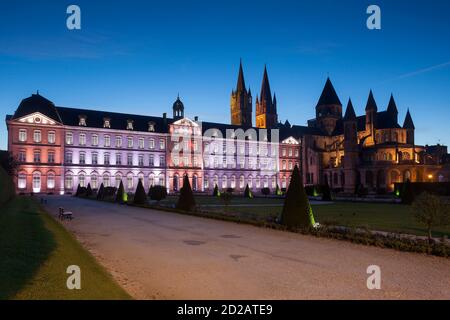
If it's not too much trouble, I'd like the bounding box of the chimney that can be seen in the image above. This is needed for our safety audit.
[163,112,167,125]
[194,116,198,122]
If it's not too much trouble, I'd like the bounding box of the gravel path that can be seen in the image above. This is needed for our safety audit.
[44,196,450,300]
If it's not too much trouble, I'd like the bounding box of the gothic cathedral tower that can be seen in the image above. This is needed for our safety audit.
[343,99,359,193]
[255,66,278,128]
[230,60,252,127]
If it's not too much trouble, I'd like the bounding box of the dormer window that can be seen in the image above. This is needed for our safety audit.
[103,118,111,128]
[127,120,134,130]
[78,115,87,126]
[148,121,155,132]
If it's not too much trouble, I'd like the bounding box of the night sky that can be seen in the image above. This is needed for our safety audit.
[1,0,449,149]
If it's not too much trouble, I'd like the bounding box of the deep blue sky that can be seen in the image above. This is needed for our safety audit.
[1,0,450,150]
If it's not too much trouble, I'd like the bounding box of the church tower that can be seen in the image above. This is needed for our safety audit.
[255,65,278,128]
[173,95,184,120]
[365,90,378,146]
[230,60,252,127]
[403,109,415,145]
[315,77,342,135]
[343,99,359,193]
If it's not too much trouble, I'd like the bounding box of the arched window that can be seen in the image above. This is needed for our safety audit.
[239,175,245,189]
[230,175,236,189]
[65,173,73,190]
[204,175,209,189]
[32,172,41,193]
[149,174,155,187]
[263,176,269,188]
[159,174,165,187]
[79,173,85,188]
[222,175,227,189]
[256,176,261,188]
[47,172,55,189]
[127,174,134,190]
[192,175,198,191]
[213,175,218,188]
[115,174,122,188]
[91,173,98,189]
[282,176,287,189]
[103,173,110,187]
[18,172,27,189]
[248,175,253,188]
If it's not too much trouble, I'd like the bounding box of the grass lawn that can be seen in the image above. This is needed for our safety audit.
[0,196,131,300]
[159,195,450,238]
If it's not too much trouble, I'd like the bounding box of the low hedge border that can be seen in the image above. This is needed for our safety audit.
[73,194,450,258]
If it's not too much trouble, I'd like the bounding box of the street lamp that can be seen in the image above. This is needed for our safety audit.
[427,174,433,182]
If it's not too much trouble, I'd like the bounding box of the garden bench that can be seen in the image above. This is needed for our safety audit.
[58,207,73,221]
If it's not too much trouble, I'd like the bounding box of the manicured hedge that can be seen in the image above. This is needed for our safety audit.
[395,182,450,196]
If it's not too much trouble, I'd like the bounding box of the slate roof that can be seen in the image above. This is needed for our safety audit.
[316,78,342,106]
[12,94,63,123]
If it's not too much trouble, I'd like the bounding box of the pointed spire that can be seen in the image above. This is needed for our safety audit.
[317,77,341,107]
[260,65,272,104]
[343,98,356,121]
[273,92,277,104]
[365,90,378,111]
[403,109,415,129]
[248,87,251,96]
[387,94,398,115]
[236,59,246,92]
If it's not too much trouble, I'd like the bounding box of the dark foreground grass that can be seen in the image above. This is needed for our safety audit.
[0,197,131,300]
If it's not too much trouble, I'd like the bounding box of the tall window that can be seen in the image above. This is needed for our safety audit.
[116,153,121,165]
[48,151,55,163]
[115,136,122,148]
[91,174,98,189]
[139,137,144,149]
[104,153,110,165]
[48,131,56,144]
[222,175,227,189]
[79,173,86,187]
[159,174,165,187]
[104,135,110,147]
[149,155,154,167]
[92,153,98,165]
[204,175,209,189]
[92,134,99,146]
[65,152,73,164]
[18,151,26,162]
[65,174,73,189]
[159,139,165,149]
[149,139,155,149]
[138,155,144,166]
[103,173,110,187]
[79,152,86,164]
[79,133,86,146]
[230,176,236,189]
[33,130,42,143]
[66,132,73,145]
[34,150,41,163]
[127,174,133,190]
[18,173,26,189]
[127,154,133,166]
[127,137,133,148]
[19,129,27,142]
[47,172,55,189]
[115,174,122,188]
[192,175,198,192]
[159,155,165,167]
[239,175,245,189]
[32,172,41,192]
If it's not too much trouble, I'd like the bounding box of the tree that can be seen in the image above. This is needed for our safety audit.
[412,192,449,243]
[176,175,196,211]
[322,180,332,201]
[148,185,167,203]
[401,179,415,205]
[275,184,282,196]
[75,184,81,197]
[115,180,125,203]
[261,187,270,197]
[133,179,148,205]
[212,184,220,197]
[280,165,315,228]
[244,184,252,198]
[97,183,104,200]
[86,183,93,197]
[0,165,15,206]
[0,151,18,175]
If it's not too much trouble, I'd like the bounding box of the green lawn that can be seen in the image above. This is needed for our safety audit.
[0,197,131,300]
[159,195,450,238]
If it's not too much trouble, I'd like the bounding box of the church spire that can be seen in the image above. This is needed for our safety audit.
[255,65,277,128]
[236,59,246,92]
[365,90,378,111]
[316,77,342,107]
[403,109,415,129]
[260,65,273,106]
[387,94,398,115]
[344,98,357,121]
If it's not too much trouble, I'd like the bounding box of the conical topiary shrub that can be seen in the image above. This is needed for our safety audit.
[321,180,332,201]
[115,180,125,203]
[75,184,81,197]
[213,184,220,197]
[280,165,315,228]
[176,175,196,211]
[86,183,93,197]
[133,179,147,205]
[275,184,282,196]
[244,184,252,198]
[97,183,104,200]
